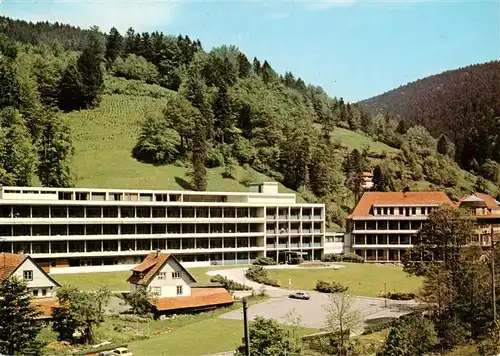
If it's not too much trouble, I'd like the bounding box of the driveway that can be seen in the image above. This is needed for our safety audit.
[209,267,419,330]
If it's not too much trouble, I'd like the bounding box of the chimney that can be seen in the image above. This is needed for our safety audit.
[156,249,161,257]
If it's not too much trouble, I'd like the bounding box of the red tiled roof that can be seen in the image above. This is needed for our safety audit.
[0,253,27,281]
[32,298,59,319]
[460,193,500,210]
[152,287,233,311]
[127,253,196,286]
[348,191,454,218]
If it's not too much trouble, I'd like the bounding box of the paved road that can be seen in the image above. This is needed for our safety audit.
[209,267,419,330]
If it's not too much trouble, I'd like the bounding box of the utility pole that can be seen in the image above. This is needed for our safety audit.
[491,226,497,323]
[242,297,250,356]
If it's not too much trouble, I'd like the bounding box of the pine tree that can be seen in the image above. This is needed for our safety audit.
[77,28,104,108]
[213,85,234,144]
[0,277,43,355]
[105,27,123,64]
[396,119,408,134]
[252,57,261,75]
[191,121,208,191]
[57,59,84,111]
[237,52,251,78]
[372,165,383,191]
[37,110,74,187]
[123,27,136,54]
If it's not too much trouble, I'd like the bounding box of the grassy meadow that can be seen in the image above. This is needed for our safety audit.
[266,263,423,297]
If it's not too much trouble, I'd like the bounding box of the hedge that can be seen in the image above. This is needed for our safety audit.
[252,256,277,266]
[210,274,251,291]
[321,253,365,264]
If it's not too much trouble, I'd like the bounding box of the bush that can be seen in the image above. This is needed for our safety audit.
[362,318,394,335]
[253,256,277,266]
[321,254,344,262]
[210,274,251,291]
[112,54,159,83]
[245,266,280,287]
[381,292,416,301]
[315,280,348,293]
[343,253,365,263]
[321,253,364,264]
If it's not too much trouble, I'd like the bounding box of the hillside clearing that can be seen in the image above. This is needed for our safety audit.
[65,94,300,197]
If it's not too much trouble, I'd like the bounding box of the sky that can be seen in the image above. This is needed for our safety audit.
[2,0,499,102]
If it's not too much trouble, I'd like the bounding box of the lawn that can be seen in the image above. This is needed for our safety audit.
[65,94,300,199]
[266,263,423,297]
[331,127,399,154]
[51,265,249,291]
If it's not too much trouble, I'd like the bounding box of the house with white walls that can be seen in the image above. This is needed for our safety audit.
[127,252,233,315]
[0,252,60,319]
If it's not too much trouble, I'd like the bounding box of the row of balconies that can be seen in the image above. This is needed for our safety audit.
[353,220,424,231]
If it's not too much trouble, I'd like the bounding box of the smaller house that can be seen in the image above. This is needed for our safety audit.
[0,253,60,319]
[361,171,374,190]
[127,252,233,315]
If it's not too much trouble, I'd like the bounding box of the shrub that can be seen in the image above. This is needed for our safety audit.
[321,254,344,262]
[210,274,251,291]
[381,292,415,301]
[315,280,348,293]
[362,318,394,335]
[253,256,277,266]
[112,54,159,83]
[245,266,280,287]
[343,253,365,263]
[321,253,364,264]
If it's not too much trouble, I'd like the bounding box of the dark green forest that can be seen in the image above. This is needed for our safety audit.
[0,16,498,229]
[360,61,500,178]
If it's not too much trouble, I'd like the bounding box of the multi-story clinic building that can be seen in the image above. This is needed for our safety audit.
[346,191,454,263]
[0,182,326,272]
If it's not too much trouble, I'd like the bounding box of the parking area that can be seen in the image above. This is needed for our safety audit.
[220,292,416,330]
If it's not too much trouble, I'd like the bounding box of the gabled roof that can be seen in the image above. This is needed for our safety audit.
[0,253,61,287]
[152,287,233,311]
[127,253,197,286]
[348,191,454,218]
[460,193,500,210]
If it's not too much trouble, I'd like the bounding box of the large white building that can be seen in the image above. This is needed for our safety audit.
[0,182,326,272]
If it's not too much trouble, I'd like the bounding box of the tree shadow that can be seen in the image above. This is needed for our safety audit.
[174,177,192,190]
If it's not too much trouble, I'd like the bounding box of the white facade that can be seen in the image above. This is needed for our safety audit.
[0,183,326,272]
[324,232,347,254]
[11,258,59,298]
[141,258,192,298]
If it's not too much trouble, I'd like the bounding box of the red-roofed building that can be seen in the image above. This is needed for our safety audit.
[0,253,60,319]
[128,252,233,315]
[346,191,454,263]
[459,193,500,245]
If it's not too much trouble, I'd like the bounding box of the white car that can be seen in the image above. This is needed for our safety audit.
[112,347,134,356]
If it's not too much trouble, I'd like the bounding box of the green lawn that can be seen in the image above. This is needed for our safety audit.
[331,127,399,154]
[266,263,423,297]
[65,94,300,199]
[52,265,249,291]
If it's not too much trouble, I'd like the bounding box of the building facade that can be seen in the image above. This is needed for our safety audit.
[346,191,454,263]
[459,193,500,245]
[0,182,325,272]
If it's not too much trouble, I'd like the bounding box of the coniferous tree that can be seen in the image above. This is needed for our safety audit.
[372,165,383,191]
[252,57,261,75]
[105,27,123,64]
[237,52,251,78]
[77,28,104,108]
[37,110,74,187]
[213,85,234,144]
[396,119,408,134]
[57,59,84,111]
[0,277,43,356]
[191,121,208,191]
[123,27,136,54]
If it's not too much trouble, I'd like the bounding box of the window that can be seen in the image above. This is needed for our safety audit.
[172,271,181,279]
[151,287,161,296]
[32,289,38,297]
[42,289,47,297]
[23,270,33,281]
[176,285,183,295]
[157,272,167,280]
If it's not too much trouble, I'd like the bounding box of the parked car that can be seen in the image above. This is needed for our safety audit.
[289,292,311,300]
[97,352,114,356]
[112,348,134,356]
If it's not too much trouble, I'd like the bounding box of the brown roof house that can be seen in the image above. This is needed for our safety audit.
[127,252,233,315]
[0,253,60,319]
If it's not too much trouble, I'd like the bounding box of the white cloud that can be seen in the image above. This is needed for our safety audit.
[11,1,178,33]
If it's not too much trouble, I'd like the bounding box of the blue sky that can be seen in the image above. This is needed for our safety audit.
[3,0,499,101]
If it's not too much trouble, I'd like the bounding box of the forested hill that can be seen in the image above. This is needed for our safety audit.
[360,61,500,173]
[0,16,498,231]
